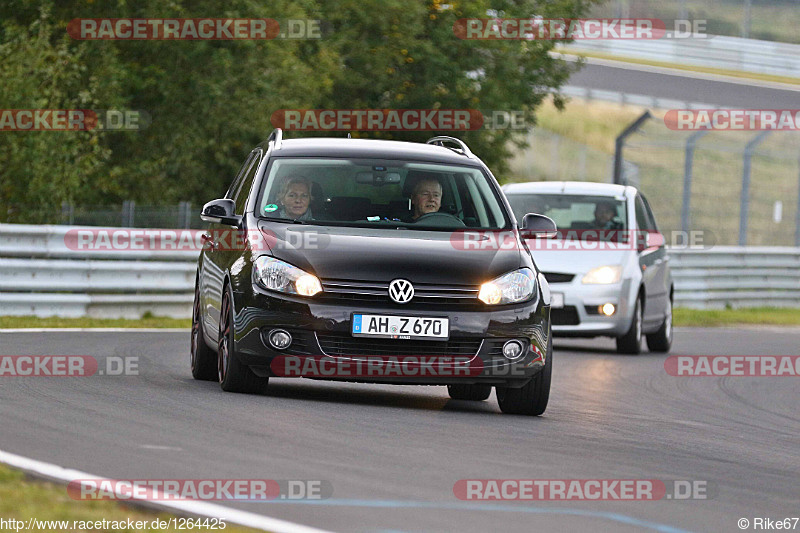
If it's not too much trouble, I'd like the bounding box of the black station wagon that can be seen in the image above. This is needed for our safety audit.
[191,129,557,415]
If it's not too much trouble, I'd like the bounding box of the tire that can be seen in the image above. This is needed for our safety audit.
[496,336,552,416]
[616,295,643,354]
[218,286,269,394]
[646,296,673,353]
[190,280,217,381]
[447,384,492,401]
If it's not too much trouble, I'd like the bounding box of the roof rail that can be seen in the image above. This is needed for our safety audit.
[426,136,474,158]
[267,128,283,150]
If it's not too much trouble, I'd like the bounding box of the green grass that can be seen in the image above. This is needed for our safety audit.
[3,309,800,330]
[0,316,191,329]
[0,463,258,533]
[674,307,800,327]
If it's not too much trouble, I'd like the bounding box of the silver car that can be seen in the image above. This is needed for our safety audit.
[503,181,673,354]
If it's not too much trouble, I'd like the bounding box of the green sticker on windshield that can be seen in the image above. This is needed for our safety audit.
[264,204,278,213]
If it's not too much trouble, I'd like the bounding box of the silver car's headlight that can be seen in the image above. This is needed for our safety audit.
[478,268,537,305]
[253,257,322,296]
[582,265,623,285]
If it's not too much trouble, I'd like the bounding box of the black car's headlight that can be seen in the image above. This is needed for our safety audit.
[478,268,537,305]
[253,257,322,296]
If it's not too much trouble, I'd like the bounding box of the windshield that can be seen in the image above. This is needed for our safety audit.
[256,158,510,230]
[507,193,628,237]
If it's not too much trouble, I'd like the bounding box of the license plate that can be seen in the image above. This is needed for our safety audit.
[352,314,449,340]
[550,293,564,309]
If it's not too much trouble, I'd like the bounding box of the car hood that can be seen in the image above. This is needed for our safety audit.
[257,222,524,285]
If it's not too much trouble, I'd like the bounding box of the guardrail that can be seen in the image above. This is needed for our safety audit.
[560,35,800,78]
[0,224,198,319]
[669,247,800,309]
[561,85,721,110]
[1,224,798,317]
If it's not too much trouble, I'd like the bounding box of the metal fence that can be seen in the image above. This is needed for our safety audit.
[616,112,800,246]
[1,223,798,317]
[513,106,800,247]
[509,129,615,183]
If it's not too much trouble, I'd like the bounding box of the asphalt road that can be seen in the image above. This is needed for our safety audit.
[567,58,800,108]
[1,328,798,532]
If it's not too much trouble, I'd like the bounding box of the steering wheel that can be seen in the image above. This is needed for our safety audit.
[414,212,466,227]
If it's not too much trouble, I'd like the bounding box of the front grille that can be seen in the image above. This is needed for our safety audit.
[316,279,482,309]
[541,272,575,283]
[316,332,482,357]
[551,306,580,326]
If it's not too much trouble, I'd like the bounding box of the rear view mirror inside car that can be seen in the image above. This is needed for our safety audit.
[355,171,401,186]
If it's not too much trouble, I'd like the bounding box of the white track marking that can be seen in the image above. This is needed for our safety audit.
[0,449,334,533]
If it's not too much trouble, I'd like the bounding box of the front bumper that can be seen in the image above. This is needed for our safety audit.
[230,285,550,387]
[549,278,635,337]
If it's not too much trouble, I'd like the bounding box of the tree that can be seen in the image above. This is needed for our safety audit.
[0,0,597,221]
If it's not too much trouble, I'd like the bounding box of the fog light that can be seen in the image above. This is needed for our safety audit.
[600,303,616,316]
[268,329,292,350]
[502,340,524,361]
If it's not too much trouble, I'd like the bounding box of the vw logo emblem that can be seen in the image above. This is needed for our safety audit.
[389,279,414,304]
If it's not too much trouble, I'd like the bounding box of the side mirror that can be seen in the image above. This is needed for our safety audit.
[520,213,557,239]
[201,199,242,227]
[637,231,665,251]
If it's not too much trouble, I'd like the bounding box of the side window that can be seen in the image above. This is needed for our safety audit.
[640,194,659,232]
[634,195,652,231]
[226,151,256,200]
[233,151,262,215]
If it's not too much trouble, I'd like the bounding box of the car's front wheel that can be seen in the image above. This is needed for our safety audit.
[616,295,643,354]
[447,384,492,401]
[218,285,269,394]
[496,336,552,416]
[646,296,673,353]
